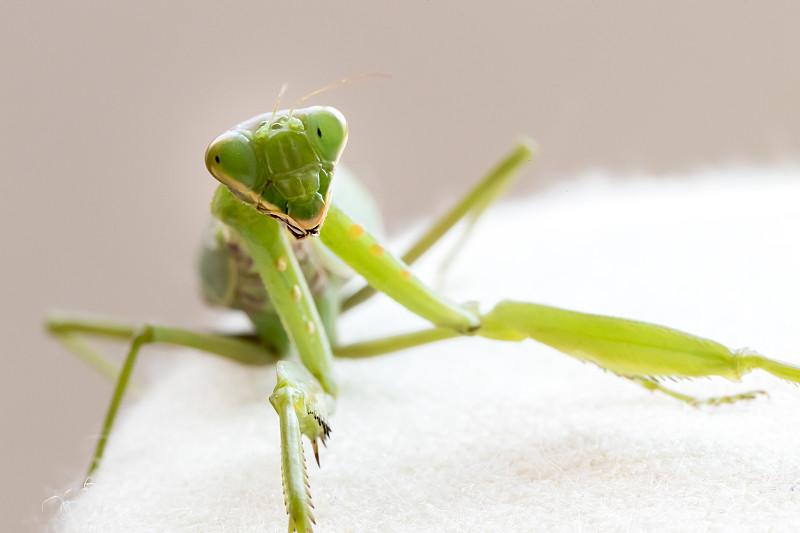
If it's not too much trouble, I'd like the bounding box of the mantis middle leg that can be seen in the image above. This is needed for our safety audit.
[47,315,277,477]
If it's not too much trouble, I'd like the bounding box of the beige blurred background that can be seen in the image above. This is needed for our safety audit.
[2,1,799,530]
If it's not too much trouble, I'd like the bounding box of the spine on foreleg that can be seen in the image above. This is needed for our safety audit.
[271,386,316,532]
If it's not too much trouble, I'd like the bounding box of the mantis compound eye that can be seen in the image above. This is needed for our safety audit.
[302,106,348,163]
[205,131,259,199]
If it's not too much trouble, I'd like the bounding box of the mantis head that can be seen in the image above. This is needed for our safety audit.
[205,106,348,238]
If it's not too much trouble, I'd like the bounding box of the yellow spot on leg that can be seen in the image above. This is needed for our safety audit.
[292,285,301,302]
[275,257,287,271]
[399,269,411,281]
[370,244,384,257]
[306,321,316,334]
[348,224,364,239]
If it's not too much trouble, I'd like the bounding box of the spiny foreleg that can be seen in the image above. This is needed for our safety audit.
[322,192,800,396]
[270,362,334,533]
[212,187,339,532]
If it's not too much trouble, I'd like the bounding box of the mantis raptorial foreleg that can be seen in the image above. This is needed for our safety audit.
[270,361,333,532]
[320,205,480,331]
[341,139,537,312]
[212,187,339,531]
[480,301,800,384]
[320,204,800,392]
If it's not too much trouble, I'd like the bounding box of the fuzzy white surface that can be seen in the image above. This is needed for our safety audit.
[51,171,800,532]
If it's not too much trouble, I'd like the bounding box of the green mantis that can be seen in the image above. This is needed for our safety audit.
[47,104,800,532]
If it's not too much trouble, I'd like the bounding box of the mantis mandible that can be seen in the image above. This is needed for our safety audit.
[46,101,800,532]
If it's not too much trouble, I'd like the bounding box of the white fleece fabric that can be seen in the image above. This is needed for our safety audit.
[51,171,800,532]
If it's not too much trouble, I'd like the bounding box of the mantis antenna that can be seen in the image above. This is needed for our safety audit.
[268,83,288,126]
[288,73,391,117]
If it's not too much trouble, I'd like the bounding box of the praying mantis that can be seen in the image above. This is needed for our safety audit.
[45,102,800,532]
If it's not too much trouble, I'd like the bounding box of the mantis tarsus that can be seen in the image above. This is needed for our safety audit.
[46,104,800,532]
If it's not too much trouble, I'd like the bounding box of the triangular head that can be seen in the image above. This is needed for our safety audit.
[205,106,348,239]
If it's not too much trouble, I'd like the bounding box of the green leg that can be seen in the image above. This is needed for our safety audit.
[334,320,781,408]
[321,205,481,332]
[333,327,460,359]
[46,313,138,380]
[46,314,277,478]
[335,327,774,407]
[341,138,537,312]
[320,206,800,399]
[480,301,800,387]
[270,361,333,533]
[212,187,339,531]
[335,325,775,408]
[87,326,145,478]
[50,330,125,383]
[626,376,768,406]
[46,313,277,369]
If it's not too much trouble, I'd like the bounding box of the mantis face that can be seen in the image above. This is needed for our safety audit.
[205,106,348,239]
